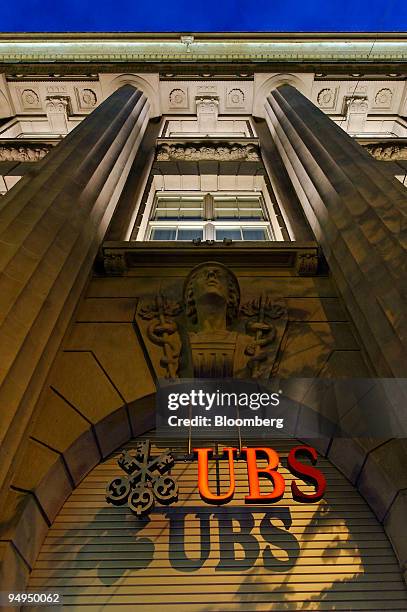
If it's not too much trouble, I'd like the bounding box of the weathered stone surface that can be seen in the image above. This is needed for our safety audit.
[64,323,155,403]
[11,439,72,523]
[384,490,407,569]
[0,490,48,569]
[357,439,407,521]
[265,84,407,377]
[0,84,150,496]
[0,541,29,594]
[31,388,101,485]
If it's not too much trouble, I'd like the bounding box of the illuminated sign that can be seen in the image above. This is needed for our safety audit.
[195,445,326,504]
[105,441,326,516]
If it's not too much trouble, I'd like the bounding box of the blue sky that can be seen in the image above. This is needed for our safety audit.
[0,0,406,32]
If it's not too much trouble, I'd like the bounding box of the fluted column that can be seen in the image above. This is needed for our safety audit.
[265,84,407,377]
[0,84,149,493]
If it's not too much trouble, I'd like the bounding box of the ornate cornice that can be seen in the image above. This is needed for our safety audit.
[363,142,407,161]
[0,34,406,64]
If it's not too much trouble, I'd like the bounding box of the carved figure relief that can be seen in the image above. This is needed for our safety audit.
[0,144,51,162]
[364,142,407,161]
[156,142,260,162]
[135,262,287,379]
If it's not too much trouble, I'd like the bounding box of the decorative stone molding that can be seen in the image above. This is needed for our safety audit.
[45,95,70,134]
[316,87,338,110]
[296,251,319,276]
[344,95,369,133]
[226,87,245,109]
[374,87,393,108]
[169,88,188,109]
[0,144,52,162]
[196,96,219,133]
[20,87,41,109]
[156,142,260,162]
[75,87,97,110]
[364,142,407,161]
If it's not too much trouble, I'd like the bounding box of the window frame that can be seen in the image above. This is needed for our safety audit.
[145,190,276,242]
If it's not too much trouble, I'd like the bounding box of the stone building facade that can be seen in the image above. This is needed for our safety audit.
[0,32,406,610]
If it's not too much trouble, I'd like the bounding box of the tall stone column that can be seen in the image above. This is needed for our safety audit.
[0,84,150,494]
[265,85,407,377]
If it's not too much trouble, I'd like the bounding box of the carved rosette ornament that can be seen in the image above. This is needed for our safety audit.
[135,262,287,379]
[227,88,245,108]
[316,87,338,110]
[169,88,187,108]
[21,88,40,108]
[374,87,393,108]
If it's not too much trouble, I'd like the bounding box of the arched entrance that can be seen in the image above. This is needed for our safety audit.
[28,433,407,610]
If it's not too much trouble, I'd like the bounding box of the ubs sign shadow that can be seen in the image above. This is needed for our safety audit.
[164,506,299,572]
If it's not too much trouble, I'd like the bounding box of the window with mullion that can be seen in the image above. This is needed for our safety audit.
[147,192,273,242]
[213,194,265,221]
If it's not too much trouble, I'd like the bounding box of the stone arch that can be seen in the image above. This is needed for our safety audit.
[253,73,313,118]
[103,73,161,117]
[1,393,407,592]
[24,432,407,608]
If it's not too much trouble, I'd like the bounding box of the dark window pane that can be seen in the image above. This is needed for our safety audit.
[242,228,269,241]
[177,228,203,241]
[215,228,242,241]
[150,228,177,240]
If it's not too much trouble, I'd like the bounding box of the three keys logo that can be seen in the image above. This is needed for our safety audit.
[106,440,178,516]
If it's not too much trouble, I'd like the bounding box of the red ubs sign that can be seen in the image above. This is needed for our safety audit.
[195,445,326,504]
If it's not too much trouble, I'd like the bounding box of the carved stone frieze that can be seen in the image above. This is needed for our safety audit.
[363,142,407,161]
[156,142,260,162]
[0,144,52,162]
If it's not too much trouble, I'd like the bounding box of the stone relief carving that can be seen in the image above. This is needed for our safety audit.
[344,95,369,132]
[20,88,40,108]
[156,142,260,162]
[0,144,52,162]
[316,87,338,110]
[46,95,70,134]
[364,142,407,161]
[136,262,287,379]
[169,88,187,108]
[374,87,393,108]
[45,96,70,113]
[75,87,98,111]
[226,87,245,108]
[81,88,97,107]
